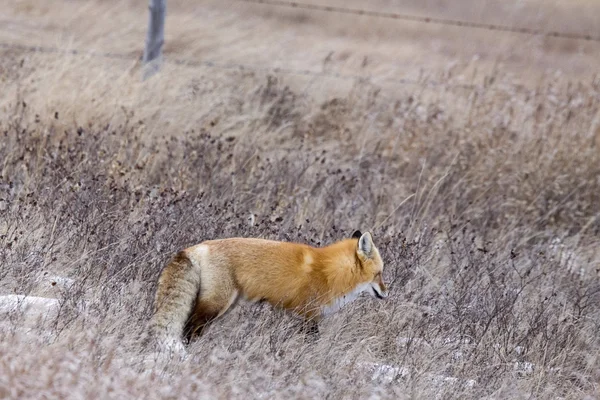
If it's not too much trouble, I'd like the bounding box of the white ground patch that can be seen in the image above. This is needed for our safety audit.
[549,237,598,280]
[359,362,477,389]
[0,295,60,319]
[43,275,75,291]
[0,295,63,335]
[360,362,410,383]
[32,274,77,298]
[0,325,58,344]
[514,361,535,375]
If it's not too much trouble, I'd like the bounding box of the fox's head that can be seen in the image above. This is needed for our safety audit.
[353,230,388,299]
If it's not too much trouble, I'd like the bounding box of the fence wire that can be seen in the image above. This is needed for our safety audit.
[2,41,505,91]
[238,0,600,42]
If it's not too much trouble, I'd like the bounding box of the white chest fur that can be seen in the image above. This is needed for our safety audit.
[321,282,372,316]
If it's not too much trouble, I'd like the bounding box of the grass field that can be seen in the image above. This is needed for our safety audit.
[1,0,599,398]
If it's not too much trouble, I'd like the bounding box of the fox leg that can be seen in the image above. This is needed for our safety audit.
[151,251,201,351]
[185,288,239,342]
[298,308,322,341]
[299,319,320,338]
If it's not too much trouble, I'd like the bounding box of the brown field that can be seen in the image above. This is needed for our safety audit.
[1,0,599,398]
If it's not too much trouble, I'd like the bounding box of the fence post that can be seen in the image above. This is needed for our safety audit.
[143,0,166,79]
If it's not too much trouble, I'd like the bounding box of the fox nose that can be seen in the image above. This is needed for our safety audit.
[375,275,388,298]
[379,284,389,298]
[372,282,388,299]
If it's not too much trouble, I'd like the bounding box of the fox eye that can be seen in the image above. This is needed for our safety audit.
[374,272,381,279]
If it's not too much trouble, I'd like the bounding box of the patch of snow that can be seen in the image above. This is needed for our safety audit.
[0,324,57,343]
[360,362,477,389]
[548,237,597,280]
[360,362,410,383]
[514,361,534,375]
[429,374,477,388]
[44,275,76,290]
[397,335,473,349]
[0,295,60,319]
[443,336,472,345]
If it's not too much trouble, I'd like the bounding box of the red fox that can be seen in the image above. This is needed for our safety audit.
[150,230,387,351]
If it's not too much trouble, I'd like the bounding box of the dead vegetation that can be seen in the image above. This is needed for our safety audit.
[1,0,600,398]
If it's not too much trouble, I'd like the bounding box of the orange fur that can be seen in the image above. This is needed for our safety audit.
[150,232,387,346]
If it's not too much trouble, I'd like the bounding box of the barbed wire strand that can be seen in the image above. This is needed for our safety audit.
[2,41,507,91]
[238,0,600,42]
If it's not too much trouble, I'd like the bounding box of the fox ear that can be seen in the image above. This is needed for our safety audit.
[357,232,374,257]
[352,230,363,239]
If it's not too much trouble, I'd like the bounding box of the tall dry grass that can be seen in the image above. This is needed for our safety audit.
[1,0,600,398]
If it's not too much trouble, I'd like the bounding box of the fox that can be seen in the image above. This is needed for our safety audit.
[150,230,387,352]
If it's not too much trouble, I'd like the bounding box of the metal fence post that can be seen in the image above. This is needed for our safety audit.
[143,0,166,79]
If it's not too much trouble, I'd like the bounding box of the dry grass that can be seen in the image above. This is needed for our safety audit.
[1,0,599,398]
